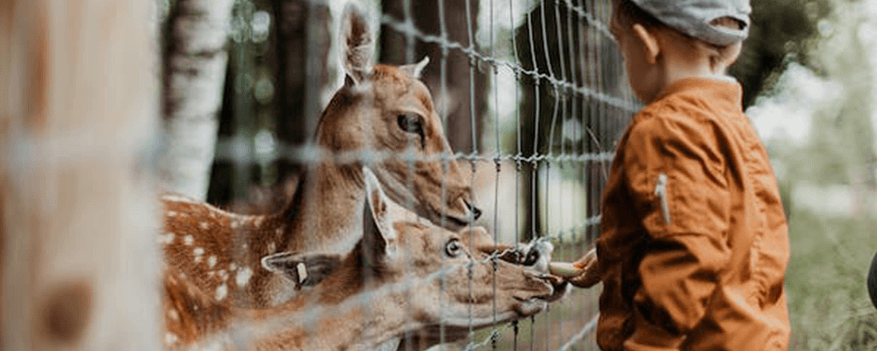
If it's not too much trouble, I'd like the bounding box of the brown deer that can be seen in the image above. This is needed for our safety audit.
[161,168,565,350]
[160,3,485,310]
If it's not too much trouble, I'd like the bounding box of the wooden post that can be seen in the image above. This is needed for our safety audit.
[0,1,160,350]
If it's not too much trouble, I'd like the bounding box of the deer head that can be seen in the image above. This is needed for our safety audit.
[248,168,564,349]
[313,4,480,230]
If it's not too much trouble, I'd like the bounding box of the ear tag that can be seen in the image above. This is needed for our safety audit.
[296,262,308,285]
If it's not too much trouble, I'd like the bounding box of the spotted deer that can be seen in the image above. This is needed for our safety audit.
[162,168,565,350]
[160,3,484,312]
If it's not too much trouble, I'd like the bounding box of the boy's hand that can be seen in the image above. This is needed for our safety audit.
[549,248,600,288]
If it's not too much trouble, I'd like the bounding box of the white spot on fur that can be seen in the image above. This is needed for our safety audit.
[157,233,174,245]
[208,255,217,268]
[208,271,215,278]
[166,211,178,217]
[184,235,194,246]
[267,242,276,253]
[242,243,248,250]
[275,228,283,236]
[168,309,179,321]
[200,221,209,230]
[218,270,228,281]
[236,267,253,287]
[215,284,227,300]
[230,262,238,271]
[194,247,204,256]
[253,217,264,227]
[230,220,241,229]
[165,332,178,345]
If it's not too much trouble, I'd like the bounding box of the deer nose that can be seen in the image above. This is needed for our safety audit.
[465,201,482,221]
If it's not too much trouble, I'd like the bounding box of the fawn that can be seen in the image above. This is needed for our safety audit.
[162,168,566,350]
[160,3,483,310]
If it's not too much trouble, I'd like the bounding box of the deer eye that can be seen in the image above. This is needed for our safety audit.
[444,239,463,258]
[397,113,424,135]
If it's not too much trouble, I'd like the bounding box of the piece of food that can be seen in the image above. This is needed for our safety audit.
[548,261,583,278]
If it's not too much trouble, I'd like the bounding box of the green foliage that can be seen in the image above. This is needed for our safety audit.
[785,209,877,349]
[765,1,877,348]
[729,0,831,108]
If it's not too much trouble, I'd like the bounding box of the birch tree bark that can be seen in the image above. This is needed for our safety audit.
[160,0,236,200]
[0,0,160,350]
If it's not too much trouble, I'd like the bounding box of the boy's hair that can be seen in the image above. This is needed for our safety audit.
[612,0,745,70]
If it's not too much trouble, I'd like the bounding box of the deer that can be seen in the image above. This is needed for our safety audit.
[161,168,566,350]
[159,3,493,311]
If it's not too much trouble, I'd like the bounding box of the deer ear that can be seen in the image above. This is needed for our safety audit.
[399,56,430,79]
[261,252,343,289]
[340,3,374,85]
[361,167,397,263]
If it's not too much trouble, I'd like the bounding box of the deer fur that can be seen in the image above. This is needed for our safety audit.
[161,168,565,350]
[159,3,482,312]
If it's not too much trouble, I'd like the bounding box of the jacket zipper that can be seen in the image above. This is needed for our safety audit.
[655,173,671,224]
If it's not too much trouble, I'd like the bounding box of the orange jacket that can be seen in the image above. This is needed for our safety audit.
[595,78,790,350]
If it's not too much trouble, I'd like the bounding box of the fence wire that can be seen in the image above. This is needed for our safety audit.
[3,0,635,349]
[222,0,634,349]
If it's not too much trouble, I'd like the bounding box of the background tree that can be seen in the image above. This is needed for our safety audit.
[271,0,330,188]
[160,0,236,200]
[730,0,832,108]
[206,0,331,211]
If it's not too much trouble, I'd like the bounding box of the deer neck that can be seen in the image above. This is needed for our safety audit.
[282,161,365,255]
[240,258,415,350]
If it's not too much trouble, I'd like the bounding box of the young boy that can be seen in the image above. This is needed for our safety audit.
[562,0,791,349]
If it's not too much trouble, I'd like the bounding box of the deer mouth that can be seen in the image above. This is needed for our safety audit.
[510,273,568,317]
[439,199,481,229]
[535,274,569,302]
[443,214,471,229]
[513,274,568,302]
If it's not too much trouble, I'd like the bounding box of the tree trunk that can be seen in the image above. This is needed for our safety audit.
[160,0,236,200]
[206,0,330,211]
[0,0,160,350]
[273,0,331,183]
[380,0,487,155]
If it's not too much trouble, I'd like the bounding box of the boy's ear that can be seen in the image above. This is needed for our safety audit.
[632,24,660,65]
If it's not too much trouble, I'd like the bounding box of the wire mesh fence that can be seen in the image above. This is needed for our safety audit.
[205,0,637,349]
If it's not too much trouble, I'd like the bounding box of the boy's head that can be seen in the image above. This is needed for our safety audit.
[610,0,750,102]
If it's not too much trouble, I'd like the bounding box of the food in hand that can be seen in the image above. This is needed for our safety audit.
[548,262,583,278]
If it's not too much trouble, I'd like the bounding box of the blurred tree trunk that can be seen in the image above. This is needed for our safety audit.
[272,0,330,183]
[380,0,487,155]
[206,0,330,210]
[159,0,236,200]
[0,0,160,350]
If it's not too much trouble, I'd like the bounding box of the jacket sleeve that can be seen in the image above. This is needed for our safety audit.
[620,113,732,350]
